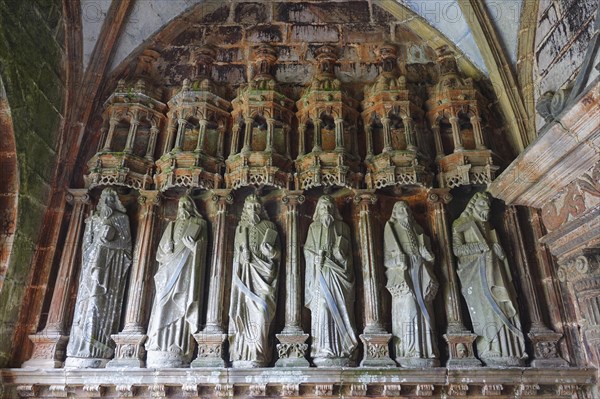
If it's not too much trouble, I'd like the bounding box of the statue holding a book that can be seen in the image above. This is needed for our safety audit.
[228,195,280,367]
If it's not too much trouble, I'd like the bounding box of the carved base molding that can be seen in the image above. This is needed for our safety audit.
[443,332,482,368]
[528,329,569,367]
[190,332,227,368]
[274,333,310,367]
[359,333,396,367]
[2,368,594,398]
[106,333,147,368]
[22,331,68,369]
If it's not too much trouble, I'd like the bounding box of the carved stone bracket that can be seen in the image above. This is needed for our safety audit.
[190,333,227,368]
[281,384,300,397]
[214,384,233,398]
[447,384,468,396]
[416,384,434,397]
[383,385,402,397]
[528,330,568,367]
[481,384,503,396]
[275,333,310,367]
[359,333,396,367]
[517,384,540,397]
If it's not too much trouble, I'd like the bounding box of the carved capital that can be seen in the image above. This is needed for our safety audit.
[427,189,453,205]
[282,190,305,206]
[353,190,377,206]
[557,249,600,283]
[137,190,161,207]
[211,189,234,205]
[66,189,91,205]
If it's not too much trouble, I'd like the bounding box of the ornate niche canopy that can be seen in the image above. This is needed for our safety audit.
[155,46,230,192]
[362,43,432,189]
[425,46,499,188]
[225,44,295,190]
[85,50,167,190]
[295,45,361,190]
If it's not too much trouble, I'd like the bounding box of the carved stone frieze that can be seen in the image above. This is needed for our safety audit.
[542,161,600,232]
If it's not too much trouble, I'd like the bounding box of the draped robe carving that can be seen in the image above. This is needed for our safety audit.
[384,201,439,367]
[146,195,207,367]
[304,195,357,367]
[228,195,280,367]
[452,192,527,366]
[65,188,132,368]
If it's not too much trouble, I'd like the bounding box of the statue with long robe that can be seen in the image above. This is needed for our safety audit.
[146,195,207,368]
[304,195,357,367]
[65,188,132,368]
[228,195,280,367]
[384,201,439,367]
[452,192,528,366]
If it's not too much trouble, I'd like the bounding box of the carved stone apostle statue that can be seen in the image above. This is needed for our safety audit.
[65,188,132,368]
[452,192,528,366]
[145,195,207,368]
[228,195,280,367]
[384,201,439,367]
[304,195,358,367]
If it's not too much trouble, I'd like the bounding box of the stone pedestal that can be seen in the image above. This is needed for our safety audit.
[22,332,69,369]
[275,333,310,367]
[359,334,396,367]
[106,334,147,368]
[444,332,482,368]
[529,329,569,367]
[190,332,227,368]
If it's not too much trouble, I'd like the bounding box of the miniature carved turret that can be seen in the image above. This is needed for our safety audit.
[425,46,499,188]
[85,50,167,190]
[156,46,230,192]
[362,43,432,189]
[225,44,294,189]
[295,45,361,190]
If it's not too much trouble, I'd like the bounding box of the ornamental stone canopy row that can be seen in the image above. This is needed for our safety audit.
[85,45,498,194]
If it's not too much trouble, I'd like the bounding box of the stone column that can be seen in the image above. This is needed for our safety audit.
[217,124,225,158]
[427,190,481,368]
[191,190,233,368]
[449,116,464,152]
[402,116,417,151]
[102,118,118,151]
[470,116,486,150]
[275,192,310,367]
[503,206,568,367]
[162,116,177,154]
[557,249,600,368]
[381,117,392,152]
[334,118,344,151]
[354,191,395,367]
[195,119,208,152]
[23,190,90,368]
[242,117,253,153]
[145,126,159,161]
[365,124,374,157]
[266,118,275,153]
[312,120,322,152]
[124,117,139,154]
[284,125,291,158]
[173,118,187,152]
[230,123,241,155]
[298,125,306,156]
[431,124,444,159]
[107,190,160,368]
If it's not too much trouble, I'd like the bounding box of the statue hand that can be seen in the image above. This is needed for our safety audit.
[493,243,506,260]
[182,235,195,250]
[241,248,252,263]
[420,247,434,262]
[314,255,323,267]
[260,242,274,256]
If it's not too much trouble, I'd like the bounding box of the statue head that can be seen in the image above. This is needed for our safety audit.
[313,195,342,227]
[97,188,126,218]
[390,200,414,224]
[241,194,264,226]
[464,192,491,222]
[177,195,201,220]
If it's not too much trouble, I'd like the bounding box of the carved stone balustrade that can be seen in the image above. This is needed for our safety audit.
[85,50,166,191]
[156,46,230,192]
[295,45,361,190]
[425,46,499,188]
[225,44,294,190]
[362,43,432,189]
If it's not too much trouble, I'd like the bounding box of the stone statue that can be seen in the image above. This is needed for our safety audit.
[304,195,358,366]
[384,201,439,367]
[228,195,280,367]
[452,192,528,366]
[145,195,207,368]
[65,188,132,368]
